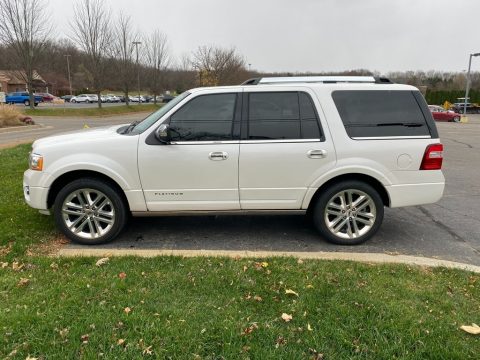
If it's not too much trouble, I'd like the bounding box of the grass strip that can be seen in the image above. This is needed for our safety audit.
[23,104,161,117]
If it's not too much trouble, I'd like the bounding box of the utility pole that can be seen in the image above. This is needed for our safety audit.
[64,54,73,95]
[133,41,142,105]
[464,52,480,115]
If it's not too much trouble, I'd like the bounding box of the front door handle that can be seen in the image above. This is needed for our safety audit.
[307,149,327,159]
[209,151,229,161]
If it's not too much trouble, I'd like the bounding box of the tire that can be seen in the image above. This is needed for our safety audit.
[24,100,29,106]
[71,99,76,103]
[54,178,127,245]
[453,116,460,123]
[312,180,384,245]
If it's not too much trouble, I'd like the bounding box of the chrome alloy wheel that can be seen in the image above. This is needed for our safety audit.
[324,189,376,240]
[61,188,115,240]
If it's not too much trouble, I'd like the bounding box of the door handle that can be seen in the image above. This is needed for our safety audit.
[307,149,327,159]
[209,151,228,161]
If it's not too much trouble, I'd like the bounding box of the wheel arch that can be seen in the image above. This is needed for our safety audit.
[47,170,130,211]
[306,173,391,212]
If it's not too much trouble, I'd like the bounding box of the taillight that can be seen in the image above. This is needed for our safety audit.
[420,143,443,170]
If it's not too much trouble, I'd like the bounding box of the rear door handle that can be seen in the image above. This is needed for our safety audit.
[307,149,327,159]
[209,151,228,161]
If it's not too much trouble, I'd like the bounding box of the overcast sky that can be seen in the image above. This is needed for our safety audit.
[49,0,480,74]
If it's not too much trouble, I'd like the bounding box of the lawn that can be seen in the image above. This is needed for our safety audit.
[0,145,479,359]
[23,104,161,117]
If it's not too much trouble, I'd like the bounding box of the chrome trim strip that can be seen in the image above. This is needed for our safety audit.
[132,210,306,217]
[351,136,431,140]
[240,139,321,144]
[258,76,376,84]
[170,139,321,145]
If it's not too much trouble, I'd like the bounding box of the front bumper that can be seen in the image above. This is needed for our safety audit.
[23,169,50,211]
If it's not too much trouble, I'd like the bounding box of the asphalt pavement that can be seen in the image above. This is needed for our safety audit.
[2,112,480,265]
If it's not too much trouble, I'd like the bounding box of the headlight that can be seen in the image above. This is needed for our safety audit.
[29,153,43,171]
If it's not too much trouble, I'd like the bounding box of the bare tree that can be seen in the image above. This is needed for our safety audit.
[190,45,247,86]
[145,30,170,104]
[114,13,138,106]
[0,0,51,109]
[70,0,113,108]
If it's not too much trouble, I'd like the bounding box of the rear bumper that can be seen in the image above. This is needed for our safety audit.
[387,182,445,208]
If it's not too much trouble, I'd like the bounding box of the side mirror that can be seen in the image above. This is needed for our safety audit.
[155,124,171,144]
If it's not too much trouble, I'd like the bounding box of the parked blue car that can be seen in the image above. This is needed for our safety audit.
[5,92,43,106]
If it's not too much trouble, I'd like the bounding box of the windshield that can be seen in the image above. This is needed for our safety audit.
[130,92,191,134]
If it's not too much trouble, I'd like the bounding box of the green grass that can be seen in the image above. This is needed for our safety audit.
[24,104,161,117]
[0,144,56,258]
[0,145,479,359]
[0,257,479,359]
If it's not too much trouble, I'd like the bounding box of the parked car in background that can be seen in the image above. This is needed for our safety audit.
[106,94,121,103]
[5,92,42,106]
[35,93,55,102]
[70,94,95,103]
[160,94,175,103]
[143,95,153,103]
[117,95,126,102]
[87,94,99,102]
[129,95,145,103]
[100,95,109,103]
[61,95,73,102]
[451,98,480,114]
[428,105,461,122]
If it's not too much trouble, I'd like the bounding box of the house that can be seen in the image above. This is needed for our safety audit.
[0,70,47,93]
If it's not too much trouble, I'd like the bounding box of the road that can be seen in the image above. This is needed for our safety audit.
[2,113,479,265]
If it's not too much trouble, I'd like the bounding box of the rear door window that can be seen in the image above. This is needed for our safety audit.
[332,90,435,138]
[247,92,322,140]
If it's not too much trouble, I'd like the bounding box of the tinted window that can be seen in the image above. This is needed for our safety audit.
[248,92,321,140]
[169,93,237,141]
[332,90,431,138]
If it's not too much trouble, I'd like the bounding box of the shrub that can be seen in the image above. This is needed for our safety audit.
[0,104,24,127]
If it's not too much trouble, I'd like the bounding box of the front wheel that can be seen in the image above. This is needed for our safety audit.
[312,181,384,245]
[54,178,127,245]
[24,100,30,106]
[453,116,460,123]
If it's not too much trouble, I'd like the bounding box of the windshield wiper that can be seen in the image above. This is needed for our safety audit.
[123,120,140,134]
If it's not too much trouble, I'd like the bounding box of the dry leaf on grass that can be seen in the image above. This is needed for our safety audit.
[25,356,38,360]
[118,272,127,279]
[117,338,126,346]
[242,323,258,336]
[285,289,299,297]
[12,262,24,271]
[95,258,109,267]
[281,313,293,322]
[124,307,132,315]
[307,323,313,331]
[253,295,263,302]
[80,334,89,343]
[460,323,480,335]
[1,262,8,269]
[17,278,30,287]
[142,345,153,355]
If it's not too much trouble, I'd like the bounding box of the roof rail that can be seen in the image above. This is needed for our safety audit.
[241,76,392,85]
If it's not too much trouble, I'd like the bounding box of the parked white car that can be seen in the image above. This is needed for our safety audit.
[129,95,145,103]
[70,94,95,103]
[106,94,121,103]
[24,76,445,245]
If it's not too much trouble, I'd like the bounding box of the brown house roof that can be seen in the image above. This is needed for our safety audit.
[0,70,46,84]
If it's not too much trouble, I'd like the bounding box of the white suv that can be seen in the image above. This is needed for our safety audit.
[24,76,445,245]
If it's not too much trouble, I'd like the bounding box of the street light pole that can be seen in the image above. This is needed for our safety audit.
[64,54,72,96]
[463,52,480,115]
[133,41,142,105]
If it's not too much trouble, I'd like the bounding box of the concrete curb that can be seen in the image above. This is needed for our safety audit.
[57,248,480,273]
[0,124,47,134]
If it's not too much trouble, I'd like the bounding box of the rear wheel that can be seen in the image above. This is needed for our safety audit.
[54,178,127,245]
[453,116,460,123]
[24,100,29,106]
[312,180,384,245]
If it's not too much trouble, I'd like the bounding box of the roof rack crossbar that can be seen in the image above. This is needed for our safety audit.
[241,76,392,85]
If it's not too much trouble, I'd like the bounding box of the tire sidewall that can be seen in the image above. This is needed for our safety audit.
[312,180,384,245]
[53,178,127,245]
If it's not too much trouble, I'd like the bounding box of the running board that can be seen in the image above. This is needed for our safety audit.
[131,210,307,217]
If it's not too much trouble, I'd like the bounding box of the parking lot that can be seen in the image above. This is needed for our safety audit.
[61,116,480,266]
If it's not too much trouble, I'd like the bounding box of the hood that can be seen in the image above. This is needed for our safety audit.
[32,124,128,149]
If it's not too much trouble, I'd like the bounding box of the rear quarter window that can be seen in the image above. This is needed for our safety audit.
[332,90,438,138]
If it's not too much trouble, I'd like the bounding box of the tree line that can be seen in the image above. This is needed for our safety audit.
[0,0,478,109]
